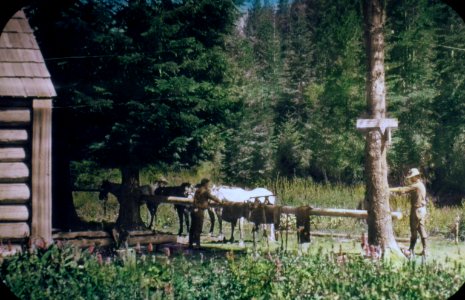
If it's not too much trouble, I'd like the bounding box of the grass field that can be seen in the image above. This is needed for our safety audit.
[74,175,465,242]
[0,174,465,299]
[2,174,465,299]
[72,174,465,268]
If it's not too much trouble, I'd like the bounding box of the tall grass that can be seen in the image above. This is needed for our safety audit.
[72,162,465,240]
[265,176,364,208]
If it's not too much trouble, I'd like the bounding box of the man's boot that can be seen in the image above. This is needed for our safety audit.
[409,238,417,259]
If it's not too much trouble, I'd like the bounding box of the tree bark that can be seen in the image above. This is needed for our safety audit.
[115,166,145,230]
[363,0,400,253]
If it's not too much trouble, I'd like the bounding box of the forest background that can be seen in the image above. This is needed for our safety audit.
[28,0,465,205]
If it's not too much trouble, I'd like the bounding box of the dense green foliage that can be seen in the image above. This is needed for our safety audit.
[223,0,465,197]
[2,245,464,299]
[28,1,465,201]
[29,0,242,170]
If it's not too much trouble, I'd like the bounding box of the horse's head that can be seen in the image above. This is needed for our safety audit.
[98,180,111,201]
[180,182,193,197]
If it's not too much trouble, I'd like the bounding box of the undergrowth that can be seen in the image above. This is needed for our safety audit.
[1,245,463,300]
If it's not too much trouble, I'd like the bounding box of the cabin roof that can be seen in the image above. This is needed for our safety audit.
[0,10,56,98]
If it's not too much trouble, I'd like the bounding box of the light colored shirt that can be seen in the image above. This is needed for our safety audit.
[390,180,426,209]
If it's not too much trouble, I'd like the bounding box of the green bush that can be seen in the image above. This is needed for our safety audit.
[2,246,463,299]
[1,245,172,300]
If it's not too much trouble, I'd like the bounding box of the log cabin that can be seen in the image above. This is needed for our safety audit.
[0,8,55,254]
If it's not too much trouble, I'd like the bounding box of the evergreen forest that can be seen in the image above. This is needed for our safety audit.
[28,0,465,202]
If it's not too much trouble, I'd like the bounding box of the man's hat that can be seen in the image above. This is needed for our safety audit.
[406,168,420,179]
[156,176,168,184]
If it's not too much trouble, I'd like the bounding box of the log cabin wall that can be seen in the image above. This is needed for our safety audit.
[0,98,31,251]
[0,10,56,253]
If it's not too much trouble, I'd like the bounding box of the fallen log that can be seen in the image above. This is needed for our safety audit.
[53,232,177,248]
[285,206,403,220]
[53,230,111,240]
[308,231,410,243]
[141,195,403,220]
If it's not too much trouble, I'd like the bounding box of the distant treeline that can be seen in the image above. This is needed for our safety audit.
[222,0,465,200]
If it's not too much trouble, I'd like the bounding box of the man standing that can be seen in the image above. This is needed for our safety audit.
[189,178,221,249]
[390,168,428,257]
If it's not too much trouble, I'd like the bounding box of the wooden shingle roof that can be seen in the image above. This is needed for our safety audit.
[0,10,56,98]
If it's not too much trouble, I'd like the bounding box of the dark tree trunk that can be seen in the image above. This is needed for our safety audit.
[115,166,145,230]
[52,110,83,230]
[363,0,400,253]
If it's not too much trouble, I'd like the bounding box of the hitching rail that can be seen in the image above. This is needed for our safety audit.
[140,195,403,220]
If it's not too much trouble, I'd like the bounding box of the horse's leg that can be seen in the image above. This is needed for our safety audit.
[230,219,236,243]
[176,206,183,236]
[216,208,223,238]
[252,225,257,252]
[269,224,276,242]
[218,208,224,238]
[184,208,190,235]
[208,208,216,236]
[239,217,244,242]
[147,203,155,230]
[264,225,270,251]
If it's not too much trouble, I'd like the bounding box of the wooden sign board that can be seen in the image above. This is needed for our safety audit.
[356,118,398,134]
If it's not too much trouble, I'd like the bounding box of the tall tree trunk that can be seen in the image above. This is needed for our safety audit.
[115,166,145,230]
[52,110,83,230]
[363,0,400,254]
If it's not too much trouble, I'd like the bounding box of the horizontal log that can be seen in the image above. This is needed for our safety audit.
[0,130,28,144]
[0,184,30,203]
[53,233,177,248]
[128,230,158,236]
[56,238,112,248]
[141,195,193,205]
[0,163,29,182]
[0,222,30,239]
[128,234,177,245]
[52,230,156,240]
[142,196,402,220]
[53,230,110,239]
[0,148,26,162]
[308,231,410,243]
[305,207,402,220]
[0,110,30,125]
[0,205,29,221]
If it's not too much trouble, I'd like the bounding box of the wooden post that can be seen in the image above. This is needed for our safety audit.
[31,99,52,246]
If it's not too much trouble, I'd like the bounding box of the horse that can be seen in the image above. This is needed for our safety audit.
[248,200,282,250]
[220,201,251,243]
[99,180,192,235]
[152,183,193,236]
[210,185,276,243]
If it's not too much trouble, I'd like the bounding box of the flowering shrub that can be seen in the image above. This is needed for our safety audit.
[2,245,464,299]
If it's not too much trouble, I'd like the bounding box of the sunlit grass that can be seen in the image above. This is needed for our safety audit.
[73,174,465,246]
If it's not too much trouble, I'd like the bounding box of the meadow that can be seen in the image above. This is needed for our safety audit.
[2,167,465,299]
[73,169,465,242]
